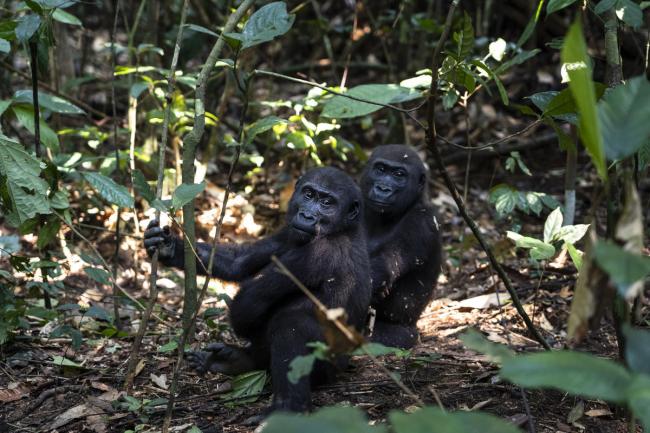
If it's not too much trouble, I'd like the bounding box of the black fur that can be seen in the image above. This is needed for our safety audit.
[144,167,371,413]
[360,145,441,349]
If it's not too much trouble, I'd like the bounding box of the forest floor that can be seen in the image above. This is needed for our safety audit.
[0,150,647,433]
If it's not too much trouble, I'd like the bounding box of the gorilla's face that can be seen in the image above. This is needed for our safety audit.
[361,153,424,217]
[287,168,360,244]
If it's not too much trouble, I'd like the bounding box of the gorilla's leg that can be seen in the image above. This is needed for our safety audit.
[266,310,332,412]
[185,342,258,376]
[370,320,419,349]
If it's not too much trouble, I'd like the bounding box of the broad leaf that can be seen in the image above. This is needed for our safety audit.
[543,207,563,243]
[132,169,155,203]
[184,23,219,38]
[220,370,267,406]
[507,232,556,261]
[615,0,643,28]
[83,172,134,208]
[52,9,82,26]
[84,267,110,286]
[12,105,60,151]
[623,326,650,376]
[14,89,85,114]
[245,116,287,146]
[0,136,50,223]
[322,84,420,119]
[561,20,606,179]
[460,329,515,363]
[627,376,650,431]
[172,182,205,209]
[287,354,316,384]
[15,14,40,43]
[264,406,383,433]
[225,2,295,50]
[593,240,650,298]
[597,76,650,161]
[552,224,589,244]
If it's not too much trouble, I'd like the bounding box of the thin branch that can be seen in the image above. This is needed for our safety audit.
[438,118,543,151]
[424,0,550,351]
[124,0,190,393]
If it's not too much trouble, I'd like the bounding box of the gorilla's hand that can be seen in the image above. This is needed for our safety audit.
[143,220,177,260]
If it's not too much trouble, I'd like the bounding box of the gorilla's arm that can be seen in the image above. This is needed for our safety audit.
[369,208,438,297]
[143,220,287,279]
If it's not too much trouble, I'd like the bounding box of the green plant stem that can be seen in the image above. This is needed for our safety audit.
[424,0,550,350]
[124,0,190,394]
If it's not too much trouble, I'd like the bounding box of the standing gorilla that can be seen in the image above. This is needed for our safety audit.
[360,145,441,349]
[144,167,371,413]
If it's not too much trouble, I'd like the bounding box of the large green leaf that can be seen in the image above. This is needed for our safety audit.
[455,12,474,59]
[615,0,643,28]
[390,407,521,433]
[597,76,650,161]
[83,172,134,208]
[12,105,60,151]
[501,351,632,403]
[132,169,155,203]
[623,326,650,376]
[543,207,563,244]
[460,329,515,363]
[322,84,419,119]
[220,370,267,406]
[0,136,50,223]
[225,2,295,50]
[14,89,85,115]
[507,231,556,261]
[560,20,606,179]
[263,406,384,433]
[245,116,287,146]
[171,182,205,209]
[627,375,650,431]
[15,14,40,43]
[593,240,650,298]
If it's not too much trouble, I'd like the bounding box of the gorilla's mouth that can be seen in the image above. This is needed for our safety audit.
[368,198,393,207]
[291,224,316,236]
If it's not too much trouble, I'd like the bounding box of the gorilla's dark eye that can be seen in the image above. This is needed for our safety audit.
[375,163,386,173]
[321,196,334,207]
[394,169,406,178]
[303,188,315,199]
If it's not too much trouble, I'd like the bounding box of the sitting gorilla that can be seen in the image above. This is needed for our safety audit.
[360,145,441,349]
[144,167,371,413]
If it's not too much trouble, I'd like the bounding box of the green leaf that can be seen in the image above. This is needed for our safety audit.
[158,341,178,353]
[507,231,556,261]
[552,224,590,244]
[264,406,384,433]
[455,12,474,59]
[594,0,617,14]
[50,190,70,209]
[132,169,155,203]
[561,19,606,180]
[15,14,40,43]
[351,342,410,357]
[322,84,419,119]
[226,2,295,50]
[638,139,650,170]
[220,370,267,406]
[615,0,643,28]
[460,329,515,363]
[12,105,60,151]
[83,172,134,208]
[0,38,9,53]
[86,305,111,322]
[543,207,563,244]
[565,242,583,270]
[547,0,580,14]
[171,182,205,209]
[598,76,650,161]
[593,240,650,298]
[51,355,83,368]
[391,407,521,433]
[37,218,60,249]
[501,351,632,403]
[245,116,287,146]
[489,184,518,217]
[14,89,85,114]
[517,0,545,46]
[184,23,219,37]
[84,266,110,286]
[52,9,82,26]
[287,354,316,384]
[627,375,650,431]
[623,326,650,376]
[130,81,149,99]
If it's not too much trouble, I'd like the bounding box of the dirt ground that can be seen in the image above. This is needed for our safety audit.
[1,153,647,433]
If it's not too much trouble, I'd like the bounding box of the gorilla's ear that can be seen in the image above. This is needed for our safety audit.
[348,201,360,221]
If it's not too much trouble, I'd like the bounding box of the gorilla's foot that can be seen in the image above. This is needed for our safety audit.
[185,342,255,376]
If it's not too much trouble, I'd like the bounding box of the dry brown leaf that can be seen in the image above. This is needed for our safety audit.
[615,175,645,300]
[584,408,613,417]
[150,373,168,390]
[134,359,146,377]
[457,292,511,310]
[315,307,365,354]
[0,384,28,402]
[50,403,89,429]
